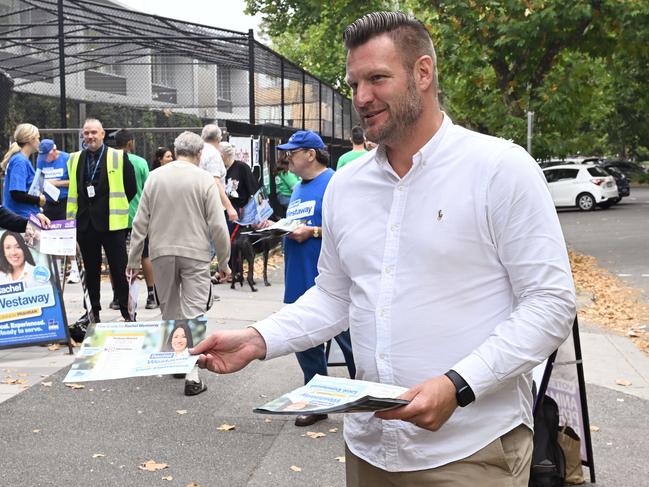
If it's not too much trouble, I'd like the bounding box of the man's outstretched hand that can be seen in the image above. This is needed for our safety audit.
[190,327,267,374]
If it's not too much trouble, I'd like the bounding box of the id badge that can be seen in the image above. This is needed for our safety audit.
[87,185,95,198]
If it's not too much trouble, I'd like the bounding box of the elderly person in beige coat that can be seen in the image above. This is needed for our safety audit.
[127,131,230,396]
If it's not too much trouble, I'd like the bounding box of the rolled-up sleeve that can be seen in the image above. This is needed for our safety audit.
[452,147,576,399]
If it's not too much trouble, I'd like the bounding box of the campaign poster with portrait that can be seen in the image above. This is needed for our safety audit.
[0,229,68,348]
[63,318,208,382]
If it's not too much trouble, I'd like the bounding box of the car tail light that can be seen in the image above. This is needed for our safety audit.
[590,178,605,186]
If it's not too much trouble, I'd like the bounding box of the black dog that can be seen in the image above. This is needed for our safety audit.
[229,227,282,292]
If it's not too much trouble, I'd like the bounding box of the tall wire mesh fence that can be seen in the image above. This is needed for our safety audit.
[0,0,358,152]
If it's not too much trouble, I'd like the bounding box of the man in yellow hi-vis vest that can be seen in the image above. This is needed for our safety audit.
[67,118,137,329]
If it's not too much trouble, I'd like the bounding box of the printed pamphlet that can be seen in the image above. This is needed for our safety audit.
[62,319,207,382]
[254,375,410,415]
[236,189,273,226]
[25,217,76,256]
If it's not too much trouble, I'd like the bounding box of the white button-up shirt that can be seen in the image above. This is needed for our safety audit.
[254,114,575,471]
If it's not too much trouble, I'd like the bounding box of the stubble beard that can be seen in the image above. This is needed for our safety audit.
[359,76,423,147]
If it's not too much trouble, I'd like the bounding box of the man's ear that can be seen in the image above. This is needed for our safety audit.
[413,55,434,92]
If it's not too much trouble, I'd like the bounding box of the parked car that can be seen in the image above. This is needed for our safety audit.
[600,165,630,201]
[542,165,618,211]
[539,160,573,169]
[600,160,648,179]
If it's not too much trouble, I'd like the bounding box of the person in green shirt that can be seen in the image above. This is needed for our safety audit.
[274,152,300,209]
[114,129,157,310]
[336,125,368,170]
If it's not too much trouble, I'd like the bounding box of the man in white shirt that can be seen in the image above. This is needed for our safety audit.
[200,124,238,222]
[191,11,575,486]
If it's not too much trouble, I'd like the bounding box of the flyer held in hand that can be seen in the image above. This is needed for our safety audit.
[254,375,410,415]
[63,318,207,382]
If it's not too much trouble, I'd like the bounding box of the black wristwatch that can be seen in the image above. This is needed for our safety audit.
[444,369,475,407]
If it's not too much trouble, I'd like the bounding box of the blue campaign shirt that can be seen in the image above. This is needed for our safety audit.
[2,152,39,218]
[37,151,70,200]
[283,168,335,304]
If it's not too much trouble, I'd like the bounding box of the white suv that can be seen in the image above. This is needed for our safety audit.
[542,164,619,211]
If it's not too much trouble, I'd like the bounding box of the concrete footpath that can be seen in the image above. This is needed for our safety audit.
[1,267,649,486]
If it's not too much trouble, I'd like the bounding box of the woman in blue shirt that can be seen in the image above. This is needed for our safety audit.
[1,123,45,218]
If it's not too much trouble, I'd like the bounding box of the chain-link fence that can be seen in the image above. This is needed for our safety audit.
[0,0,358,150]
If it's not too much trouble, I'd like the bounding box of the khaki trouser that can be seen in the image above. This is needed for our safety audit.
[346,424,533,487]
[151,255,212,321]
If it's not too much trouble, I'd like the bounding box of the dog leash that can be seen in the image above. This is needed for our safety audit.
[230,224,241,243]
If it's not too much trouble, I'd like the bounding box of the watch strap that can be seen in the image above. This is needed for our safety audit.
[445,369,475,407]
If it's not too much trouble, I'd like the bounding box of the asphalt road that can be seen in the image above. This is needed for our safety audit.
[557,186,649,296]
[1,189,648,487]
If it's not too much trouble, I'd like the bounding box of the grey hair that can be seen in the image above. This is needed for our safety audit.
[83,118,103,129]
[201,123,222,142]
[219,141,236,163]
[174,131,204,158]
[344,12,438,91]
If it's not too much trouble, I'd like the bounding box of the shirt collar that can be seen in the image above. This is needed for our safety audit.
[374,112,452,177]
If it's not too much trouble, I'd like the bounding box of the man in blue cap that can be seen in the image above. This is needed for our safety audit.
[277,130,356,427]
[36,139,70,221]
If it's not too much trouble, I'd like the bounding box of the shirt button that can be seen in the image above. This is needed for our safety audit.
[379,309,385,317]
[379,353,385,360]
[390,224,397,232]
[385,266,392,274]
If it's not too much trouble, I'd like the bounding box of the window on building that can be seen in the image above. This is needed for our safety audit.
[151,54,174,87]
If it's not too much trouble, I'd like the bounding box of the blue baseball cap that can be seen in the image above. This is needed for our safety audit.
[277,130,326,150]
[38,139,55,155]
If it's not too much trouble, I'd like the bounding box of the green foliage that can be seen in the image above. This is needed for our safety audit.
[247,0,648,159]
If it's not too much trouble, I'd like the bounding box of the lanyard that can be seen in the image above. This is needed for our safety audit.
[85,145,106,183]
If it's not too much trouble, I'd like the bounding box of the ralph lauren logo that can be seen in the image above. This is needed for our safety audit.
[437,210,444,221]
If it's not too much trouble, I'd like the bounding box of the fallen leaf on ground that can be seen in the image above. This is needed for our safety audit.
[615,379,632,387]
[335,456,346,463]
[32,429,41,433]
[41,381,52,387]
[217,424,236,431]
[590,426,600,432]
[48,344,61,351]
[92,453,105,458]
[65,383,85,389]
[305,431,326,439]
[627,330,639,337]
[162,476,173,481]
[176,410,188,415]
[185,483,200,487]
[2,378,27,385]
[17,372,29,377]
[138,460,168,472]
[329,428,338,433]
[616,398,625,402]
[290,465,302,472]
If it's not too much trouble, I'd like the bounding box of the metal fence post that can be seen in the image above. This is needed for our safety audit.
[280,57,285,128]
[248,29,256,126]
[57,0,67,128]
[331,89,335,141]
[301,70,305,130]
[318,81,322,135]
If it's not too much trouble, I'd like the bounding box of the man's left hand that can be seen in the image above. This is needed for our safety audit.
[287,225,312,243]
[374,375,458,432]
